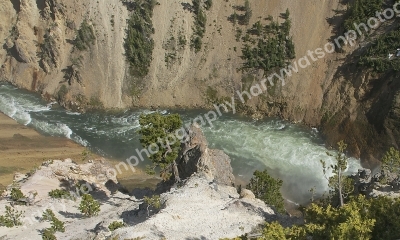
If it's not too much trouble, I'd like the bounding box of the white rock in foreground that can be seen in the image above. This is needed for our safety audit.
[115,174,276,240]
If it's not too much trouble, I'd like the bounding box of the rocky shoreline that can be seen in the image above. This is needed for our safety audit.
[0,125,302,239]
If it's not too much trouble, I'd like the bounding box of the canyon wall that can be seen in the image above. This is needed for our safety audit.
[1,0,398,164]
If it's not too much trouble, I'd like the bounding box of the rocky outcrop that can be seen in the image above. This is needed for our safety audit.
[0,143,298,239]
[0,158,138,240]
[114,174,280,240]
[352,168,400,198]
[6,159,119,200]
[177,125,235,186]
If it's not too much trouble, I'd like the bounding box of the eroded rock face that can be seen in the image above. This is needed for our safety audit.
[17,159,118,200]
[114,175,280,240]
[176,125,235,186]
[14,40,31,63]
[352,168,400,197]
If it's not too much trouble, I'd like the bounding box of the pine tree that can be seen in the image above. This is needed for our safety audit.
[321,141,354,207]
[138,113,183,182]
[246,169,285,213]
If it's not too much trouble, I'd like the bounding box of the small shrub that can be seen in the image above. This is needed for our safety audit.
[204,0,212,10]
[124,0,157,77]
[108,221,125,231]
[247,169,285,214]
[27,164,40,177]
[48,189,71,199]
[344,0,383,33]
[0,205,24,227]
[42,209,56,222]
[190,0,212,52]
[81,148,92,161]
[57,85,68,101]
[89,96,104,109]
[178,31,187,48]
[10,188,26,205]
[50,217,65,233]
[74,19,96,51]
[378,147,400,184]
[41,228,57,240]
[79,194,100,217]
[143,195,161,216]
[42,209,65,233]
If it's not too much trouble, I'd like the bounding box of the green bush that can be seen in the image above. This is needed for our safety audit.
[378,147,400,184]
[108,221,125,231]
[57,85,68,101]
[246,169,285,214]
[48,189,71,199]
[79,194,100,217]
[10,187,26,205]
[344,0,383,33]
[227,195,400,240]
[138,113,183,182]
[228,0,252,26]
[38,31,58,69]
[0,205,24,228]
[74,19,96,51]
[124,0,157,77]
[204,0,212,10]
[190,0,212,52]
[41,228,57,240]
[239,10,295,74]
[42,209,65,233]
[143,195,162,216]
[42,209,55,222]
[359,28,400,72]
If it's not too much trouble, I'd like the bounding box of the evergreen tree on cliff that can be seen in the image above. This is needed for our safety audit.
[138,113,183,182]
[321,141,354,207]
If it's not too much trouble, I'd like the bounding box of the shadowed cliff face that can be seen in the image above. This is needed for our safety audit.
[0,0,398,163]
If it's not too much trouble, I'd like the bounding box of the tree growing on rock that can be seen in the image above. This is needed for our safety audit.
[320,140,354,207]
[246,169,285,213]
[138,113,183,182]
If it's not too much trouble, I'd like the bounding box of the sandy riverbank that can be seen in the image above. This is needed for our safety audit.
[0,113,93,188]
[0,113,160,191]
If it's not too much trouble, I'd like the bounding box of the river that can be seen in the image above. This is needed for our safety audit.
[0,83,361,204]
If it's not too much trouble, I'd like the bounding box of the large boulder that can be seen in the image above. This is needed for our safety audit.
[176,125,235,186]
[14,40,31,63]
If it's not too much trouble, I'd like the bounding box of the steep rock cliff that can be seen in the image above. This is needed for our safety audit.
[1,0,399,164]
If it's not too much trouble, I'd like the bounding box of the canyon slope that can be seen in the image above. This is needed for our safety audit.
[1,0,399,164]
